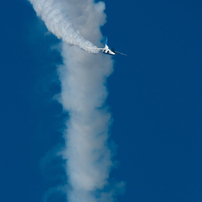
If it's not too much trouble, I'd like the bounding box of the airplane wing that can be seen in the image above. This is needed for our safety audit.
[115,51,127,56]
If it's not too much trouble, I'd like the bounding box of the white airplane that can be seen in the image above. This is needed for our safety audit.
[90,38,127,56]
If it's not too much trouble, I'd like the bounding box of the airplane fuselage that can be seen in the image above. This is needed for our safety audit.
[102,44,115,55]
[88,38,126,56]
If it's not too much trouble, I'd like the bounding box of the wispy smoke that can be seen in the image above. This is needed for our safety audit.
[29,0,124,201]
[29,0,102,53]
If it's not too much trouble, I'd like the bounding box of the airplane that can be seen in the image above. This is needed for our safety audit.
[89,38,127,56]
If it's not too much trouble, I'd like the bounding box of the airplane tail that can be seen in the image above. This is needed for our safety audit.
[104,37,108,49]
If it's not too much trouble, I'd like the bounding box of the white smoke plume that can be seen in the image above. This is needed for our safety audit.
[58,44,114,202]
[29,0,102,53]
[29,0,124,201]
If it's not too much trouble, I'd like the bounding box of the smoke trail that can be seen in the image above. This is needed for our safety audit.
[29,0,101,53]
[29,0,124,201]
[58,42,115,202]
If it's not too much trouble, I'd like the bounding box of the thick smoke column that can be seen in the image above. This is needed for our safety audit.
[29,0,100,53]
[59,44,114,202]
[29,0,122,201]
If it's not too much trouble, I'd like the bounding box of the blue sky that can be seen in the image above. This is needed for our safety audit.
[1,0,202,201]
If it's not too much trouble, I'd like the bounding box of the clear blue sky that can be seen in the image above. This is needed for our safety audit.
[1,0,202,201]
